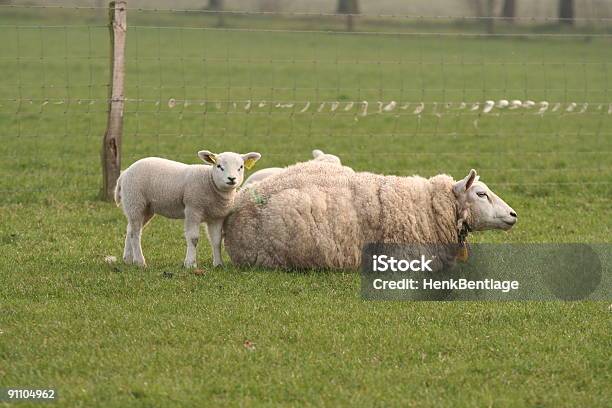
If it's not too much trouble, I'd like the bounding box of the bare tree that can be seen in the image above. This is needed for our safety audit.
[337,0,359,31]
[206,0,224,26]
[207,0,223,10]
[501,0,516,22]
[485,0,495,34]
[559,0,574,25]
[465,0,495,31]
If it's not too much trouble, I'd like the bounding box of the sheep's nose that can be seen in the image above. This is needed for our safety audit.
[510,211,517,218]
[228,176,236,182]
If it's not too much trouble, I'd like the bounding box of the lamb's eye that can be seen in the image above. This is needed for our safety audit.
[217,164,224,171]
[239,165,243,170]
[477,192,487,198]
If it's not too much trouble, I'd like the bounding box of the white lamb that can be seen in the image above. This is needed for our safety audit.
[243,149,341,186]
[114,150,261,268]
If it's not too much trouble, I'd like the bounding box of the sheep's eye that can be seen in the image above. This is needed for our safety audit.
[239,165,243,170]
[217,164,224,171]
[476,192,487,198]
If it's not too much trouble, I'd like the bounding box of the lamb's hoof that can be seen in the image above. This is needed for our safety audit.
[133,258,147,268]
[213,262,224,268]
[183,261,197,269]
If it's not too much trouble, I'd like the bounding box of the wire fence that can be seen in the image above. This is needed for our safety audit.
[0,2,611,200]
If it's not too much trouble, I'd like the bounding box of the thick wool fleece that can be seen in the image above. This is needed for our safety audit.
[116,157,234,221]
[224,161,467,270]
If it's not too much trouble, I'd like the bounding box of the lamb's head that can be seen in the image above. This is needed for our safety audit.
[312,149,342,165]
[453,169,517,231]
[198,150,261,191]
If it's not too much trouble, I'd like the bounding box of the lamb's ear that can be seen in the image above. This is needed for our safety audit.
[242,152,261,170]
[312,149,324,158]
[198,150,217,165]
[453,169,478,195]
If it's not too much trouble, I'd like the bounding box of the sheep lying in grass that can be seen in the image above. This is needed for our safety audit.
[243,149,341,186]
[115,150,261,268]
[311,149,342,165]
[224,162,517,270]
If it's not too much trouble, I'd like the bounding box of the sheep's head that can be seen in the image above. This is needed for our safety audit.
[453,169,517,231]
[198,150,261,191]
[312,149,342,165]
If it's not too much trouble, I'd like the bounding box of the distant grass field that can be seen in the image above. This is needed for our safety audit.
[1,7,611,407]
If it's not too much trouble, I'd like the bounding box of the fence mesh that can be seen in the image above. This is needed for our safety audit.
[0,2,611,202]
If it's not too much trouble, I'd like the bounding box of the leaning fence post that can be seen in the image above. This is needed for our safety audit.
[100,0,127,201]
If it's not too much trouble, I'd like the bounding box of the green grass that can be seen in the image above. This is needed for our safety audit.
[1,7,611,407]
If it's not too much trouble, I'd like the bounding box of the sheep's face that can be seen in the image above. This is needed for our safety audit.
[453,169,517,231]
[198,151,261,191]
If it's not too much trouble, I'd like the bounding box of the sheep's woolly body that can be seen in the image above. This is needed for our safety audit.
[243,149,342,186]
[224,161,467,270]
[116,156,239,268]
[242,167,284,186]
[116,157,234,221]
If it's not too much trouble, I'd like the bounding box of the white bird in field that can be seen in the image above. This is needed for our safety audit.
[413,102,425,115]
[361,101,368,116]
[522,100,535,108]
[509,100,522,109]
[537,101,549,115]
[483,100,495,113]
[383,101,397,112]
[497,99,509,108]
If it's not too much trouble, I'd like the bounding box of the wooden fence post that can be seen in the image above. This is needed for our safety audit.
[100,0,127,201]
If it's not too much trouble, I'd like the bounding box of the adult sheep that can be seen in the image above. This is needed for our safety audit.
[224,162,517,270]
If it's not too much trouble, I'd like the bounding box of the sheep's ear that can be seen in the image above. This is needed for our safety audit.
[242,152,261,170]
[312,149,324,158]
[453,169,478,195]
[198,150,217,165]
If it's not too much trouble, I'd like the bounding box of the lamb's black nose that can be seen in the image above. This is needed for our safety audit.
[228,176,236,182]
[510,211,517,218]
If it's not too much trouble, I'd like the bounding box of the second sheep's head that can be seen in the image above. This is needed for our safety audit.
[453,169,518,232]
[198,150,261,191]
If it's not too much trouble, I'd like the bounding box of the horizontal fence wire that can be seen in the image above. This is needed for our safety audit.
[3,23,612,37]
[1,4,612,23]
[0,4,611,197]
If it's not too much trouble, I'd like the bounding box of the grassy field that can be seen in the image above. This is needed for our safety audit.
[1,7,611,407]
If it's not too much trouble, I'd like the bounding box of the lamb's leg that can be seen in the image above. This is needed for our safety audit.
[124,207,152,266]
[129,217,146,267]
[183,208,201,268]
[207,218,224,267]
[123,223,134,263]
